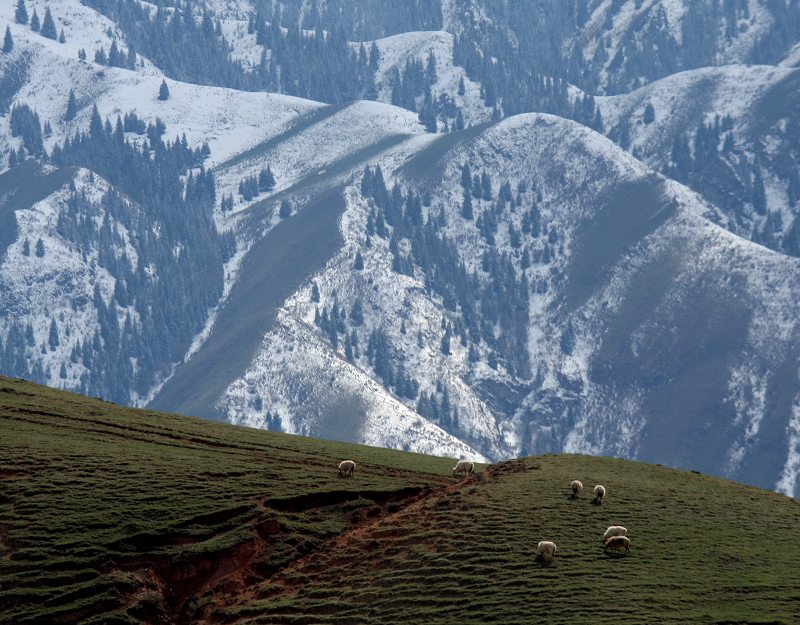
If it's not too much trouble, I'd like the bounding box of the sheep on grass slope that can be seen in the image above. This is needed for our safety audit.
[338,460,356,477]
[536,541,557,563]
[602,526,627,543]
[593,484,606,505]
[570,480,583,498]
[453,460,474,478]
[604,535,631,554]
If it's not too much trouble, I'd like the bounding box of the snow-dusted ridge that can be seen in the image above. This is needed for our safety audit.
[213,110,800,496]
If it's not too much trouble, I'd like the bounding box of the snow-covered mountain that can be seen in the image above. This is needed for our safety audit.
[2,0,800,495]
[599,61,800,257]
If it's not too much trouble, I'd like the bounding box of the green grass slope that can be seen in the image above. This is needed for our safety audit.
[1,377,799,625]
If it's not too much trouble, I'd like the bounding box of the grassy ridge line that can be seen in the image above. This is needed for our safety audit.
[218,456,800,625]
[3,377,800,625]
[0,376,457,625]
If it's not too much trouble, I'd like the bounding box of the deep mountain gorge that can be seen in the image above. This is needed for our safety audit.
[1,0,799,497]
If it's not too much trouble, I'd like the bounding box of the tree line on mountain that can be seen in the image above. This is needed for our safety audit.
[308,164,553,431]
[467,0,800,97]
[662,112,800,256]
[1,103,229,402]
[80,0,605,132]
[255,0,443,41]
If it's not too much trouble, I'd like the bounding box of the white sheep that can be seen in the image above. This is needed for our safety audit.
[604,535,631,554]
[593,484,606,505]
[570,480,583,498]
[452,460,474,477]
[536,540,557,562]
[338,460,356,477]
[602,526,627,543]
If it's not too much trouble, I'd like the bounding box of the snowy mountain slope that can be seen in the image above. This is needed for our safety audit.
[152,142,488,460]
[0,22,317,170]
[409,114,800,496]
[366,30,490,127]
[217,112,799,495]
[573,0,776,91]
[214,99,426,215]
[0,165,148,390]
[221,308,488,460]
[597,63,800,256]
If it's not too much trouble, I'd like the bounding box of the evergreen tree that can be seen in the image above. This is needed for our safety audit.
[279,199,292,219]
[29,8,39,32]
[64,89,77,121]
[440,325,451,355]
[350,298,364,325]
[643,102,655,124]
[40,7,57,40]
[22,238,30,256]
[10,104,44,154]
[311,282,320,302]
[426,50,437,82]
[35,238,45,257]
[461,189,473,220]
[15,0,28,25]
[258,166,275,192]
[461,163,472,189]
[3,26,13,53]
[48,318,59,350]
[94,47,107,65]
[481,171,492,200]
[752,166,767,215]
[354,250,364,270]
[369,42,380,71]
[58,28,65,43]
[78,48,86,61]
[108,39,122,66]
[158,79,170,101]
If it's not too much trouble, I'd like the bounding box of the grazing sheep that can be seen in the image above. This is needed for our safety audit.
[604,535,631,554]
[593,484,606,505]
[602,526,627,543]
[452,460,474,477]
[570,480,583,498]
[536,540,557,562]
[338,460,356,477]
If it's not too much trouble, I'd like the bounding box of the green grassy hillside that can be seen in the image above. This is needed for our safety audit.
[1,377,799,625]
